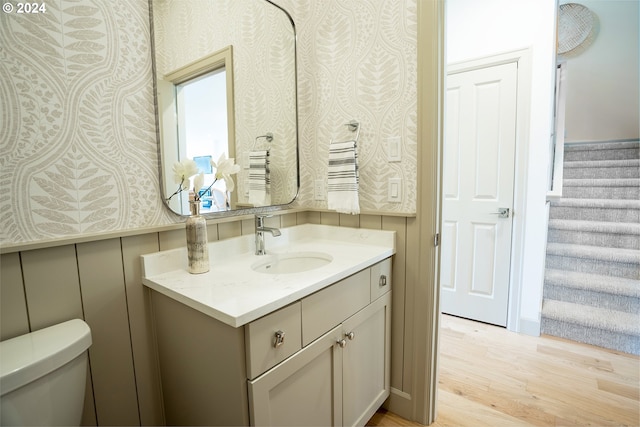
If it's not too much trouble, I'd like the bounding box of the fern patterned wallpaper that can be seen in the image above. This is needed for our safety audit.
[153,0,298,207]
[0,0,417,246]
[279,0,418,213]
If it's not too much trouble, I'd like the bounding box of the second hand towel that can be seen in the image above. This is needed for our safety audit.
[249,150,271,206]
[327,140,360,215]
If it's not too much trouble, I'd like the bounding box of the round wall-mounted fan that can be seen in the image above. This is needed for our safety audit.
[558,3,599,56]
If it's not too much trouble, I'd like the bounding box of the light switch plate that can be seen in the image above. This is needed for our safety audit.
[387,137,401,162]
[314,179,325,200]
[388,178,402,203]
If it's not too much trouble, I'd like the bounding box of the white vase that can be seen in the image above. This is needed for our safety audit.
[186,199,209,274]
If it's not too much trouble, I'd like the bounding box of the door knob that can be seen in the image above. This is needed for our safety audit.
[491,208,510,218]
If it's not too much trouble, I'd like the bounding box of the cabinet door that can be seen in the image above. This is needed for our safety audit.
[342,292,391,427]
[248,325,343,426]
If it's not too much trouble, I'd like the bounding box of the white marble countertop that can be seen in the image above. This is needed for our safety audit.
[141,224,395,327]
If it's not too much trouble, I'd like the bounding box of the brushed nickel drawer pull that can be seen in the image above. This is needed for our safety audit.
[274,330,285,348]
[379,275,387,287]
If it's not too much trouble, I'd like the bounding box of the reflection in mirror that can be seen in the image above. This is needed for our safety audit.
[151,0,299,216]
[158,48,236,213]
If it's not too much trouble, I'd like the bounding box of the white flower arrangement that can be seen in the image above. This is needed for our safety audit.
[166,153,241,202]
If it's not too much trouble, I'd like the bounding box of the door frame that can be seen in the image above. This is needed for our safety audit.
[447,48,532,332]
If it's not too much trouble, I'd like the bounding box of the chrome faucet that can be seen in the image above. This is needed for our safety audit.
[255,215,281,255]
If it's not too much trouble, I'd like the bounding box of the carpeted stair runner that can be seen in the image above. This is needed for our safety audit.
[562,178,640,199]
[542,141,640,355]
[547,219,640,249]
[549,198,640,223]
[564,159,640,179]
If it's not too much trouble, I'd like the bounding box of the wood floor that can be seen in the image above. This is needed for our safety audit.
[368,314,640,426]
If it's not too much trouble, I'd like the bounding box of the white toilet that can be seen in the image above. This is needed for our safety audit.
[0,319,92,426]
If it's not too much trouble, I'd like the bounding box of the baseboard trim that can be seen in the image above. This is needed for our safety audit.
[384,387,413,421]
[519,318,541,336]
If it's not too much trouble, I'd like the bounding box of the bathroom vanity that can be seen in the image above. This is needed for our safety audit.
[142,224,395,426]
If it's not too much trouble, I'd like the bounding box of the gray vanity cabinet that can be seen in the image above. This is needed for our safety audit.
[248,261,391,427]
[150,258,392,427]
[248,293,391,426]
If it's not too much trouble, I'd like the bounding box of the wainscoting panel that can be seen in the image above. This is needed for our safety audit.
[402,217,419,394]
[21,246,84,331]
[339,213,361,228]
[296,210,321,224]
[19,245,97,425]
[77,239,140,426]
[159,228,189,251]
[320,211,340,226]
[281,212,299,228]
[218,221,243,240]
[0,211,414,425]
[360,214,383,230]
[0,252,29,340]
[121,233,164,426]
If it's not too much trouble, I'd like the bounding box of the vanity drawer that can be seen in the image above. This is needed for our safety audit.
[370,257,392,301]
[245,302,302,380]
[301,269,370,346]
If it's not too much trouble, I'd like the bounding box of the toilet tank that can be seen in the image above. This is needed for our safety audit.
[0,319,92,426]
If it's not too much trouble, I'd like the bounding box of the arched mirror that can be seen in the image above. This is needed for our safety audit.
[150,0,299,216]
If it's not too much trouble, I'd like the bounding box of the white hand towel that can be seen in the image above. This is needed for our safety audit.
[249,150,271,206]
[327,140,360,215]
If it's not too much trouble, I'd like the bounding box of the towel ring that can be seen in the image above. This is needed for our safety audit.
[331,120,360,145]
[252,132,273,150]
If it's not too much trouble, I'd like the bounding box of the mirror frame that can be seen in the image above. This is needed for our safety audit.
[148,0,300,218]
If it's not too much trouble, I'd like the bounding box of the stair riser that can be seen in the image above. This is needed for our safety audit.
[541,318,640,355]
[549,206,640,223]
[548,229,640,249]
[562,186,639,200]
[545,255,640,280]
[564,148,640,162]
[563,166,640,179]
[543,284,640,313]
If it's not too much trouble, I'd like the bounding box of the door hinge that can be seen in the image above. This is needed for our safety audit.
[434,233,440,247]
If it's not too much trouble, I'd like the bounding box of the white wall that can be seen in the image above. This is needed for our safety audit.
[560,0,640,142]
[446,0,557,334]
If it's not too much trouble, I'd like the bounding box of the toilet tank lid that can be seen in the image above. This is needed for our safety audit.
[0,319,92,396]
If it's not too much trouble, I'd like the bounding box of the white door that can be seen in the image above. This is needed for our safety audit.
[440,62,518,327]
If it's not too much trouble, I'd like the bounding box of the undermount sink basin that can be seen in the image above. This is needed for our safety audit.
[251,252,333,274]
